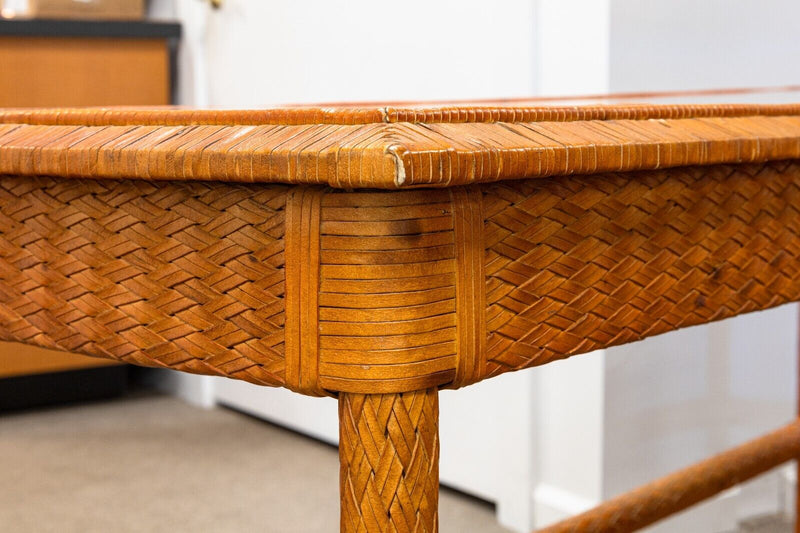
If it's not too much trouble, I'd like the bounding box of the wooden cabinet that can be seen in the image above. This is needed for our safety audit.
[0,19,180,380]
[0,35,168,107]
[0,19,178,107]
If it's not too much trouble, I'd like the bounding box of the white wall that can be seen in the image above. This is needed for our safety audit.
[609,0,800,93]
[534,0,609,96]
[604,308,798,532]
[603,2,800,530]
[193,0,536,105]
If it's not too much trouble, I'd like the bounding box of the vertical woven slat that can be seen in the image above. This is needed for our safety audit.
[339,388,439,533]
[284,186,325,396]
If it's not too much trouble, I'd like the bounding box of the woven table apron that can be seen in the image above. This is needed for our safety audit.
[2,97,800,532]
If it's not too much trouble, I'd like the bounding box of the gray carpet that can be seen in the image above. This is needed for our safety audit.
[0,393,511,533]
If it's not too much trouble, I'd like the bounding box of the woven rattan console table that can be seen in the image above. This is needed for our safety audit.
[2,96,800,532]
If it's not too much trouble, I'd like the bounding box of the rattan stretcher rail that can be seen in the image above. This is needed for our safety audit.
[1,98,799,532]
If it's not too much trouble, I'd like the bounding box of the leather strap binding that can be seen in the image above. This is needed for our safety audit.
[449,186,487,388]
[284,187,326,396]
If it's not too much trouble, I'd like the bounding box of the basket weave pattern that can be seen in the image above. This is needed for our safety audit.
[3,161,800,393]
[483,161,800,379]
[0,176,288,386]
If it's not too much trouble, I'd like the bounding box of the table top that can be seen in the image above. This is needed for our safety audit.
[3,88,800,396]
[3,87,800,189]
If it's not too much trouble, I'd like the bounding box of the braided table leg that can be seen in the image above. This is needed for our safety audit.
[339,388,439,533]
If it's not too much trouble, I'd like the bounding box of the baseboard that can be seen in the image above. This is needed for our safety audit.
[132,367,216,408]
[780,464,797,520]
[532,483,598,528]
[532,472,787,532]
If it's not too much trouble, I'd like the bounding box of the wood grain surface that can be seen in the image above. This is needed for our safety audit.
[0,37,168,108]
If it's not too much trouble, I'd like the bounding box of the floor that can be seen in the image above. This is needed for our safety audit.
[732,515,793,533]
[0,392,793,533]
[0,393,512,533]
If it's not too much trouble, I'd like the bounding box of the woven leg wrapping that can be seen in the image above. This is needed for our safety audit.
[339,388,439,533]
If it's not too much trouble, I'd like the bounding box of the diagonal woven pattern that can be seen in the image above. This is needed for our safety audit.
[0,176,288,386]
[483,161,800,380]
[339,388,439,533]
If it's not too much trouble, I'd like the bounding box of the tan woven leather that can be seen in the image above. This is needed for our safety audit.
[0,176,288,386]
[316,189,457,394]
[3,105,800,188]
[4,162,800,393]
[539,419,800,532]
[339,388,439,533]
[483,161,800,380]
[284,187,325,395]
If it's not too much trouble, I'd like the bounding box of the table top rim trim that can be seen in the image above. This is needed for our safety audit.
[3,102,800,189]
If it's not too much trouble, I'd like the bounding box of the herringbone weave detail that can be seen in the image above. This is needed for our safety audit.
[0,176,288,386]
[483,161,800,380]
[339,389,439,533]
